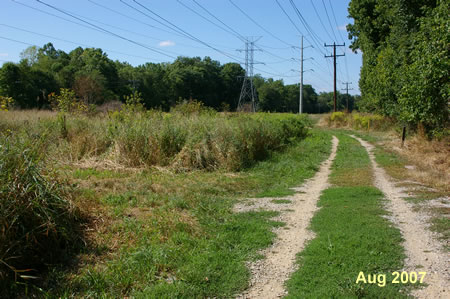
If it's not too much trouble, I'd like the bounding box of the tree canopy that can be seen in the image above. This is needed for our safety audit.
[348,0,449,136]
[0,42,356,113]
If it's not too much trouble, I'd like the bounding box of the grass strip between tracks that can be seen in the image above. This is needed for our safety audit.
[286,134,409,298]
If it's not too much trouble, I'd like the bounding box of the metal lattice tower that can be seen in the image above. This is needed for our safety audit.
[237,37,261,112]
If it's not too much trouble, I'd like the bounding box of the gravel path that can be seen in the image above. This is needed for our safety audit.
[352,135,449,299]
[235,136,339,298]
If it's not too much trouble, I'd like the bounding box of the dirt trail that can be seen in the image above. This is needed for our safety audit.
[235,136,339,298]
[352,135,449,299]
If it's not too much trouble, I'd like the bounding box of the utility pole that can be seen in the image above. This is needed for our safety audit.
[325,42,345,112]
[237,37,262,112]
[341,82,353,112]
[293,36,313,114]
[300,35,303,114]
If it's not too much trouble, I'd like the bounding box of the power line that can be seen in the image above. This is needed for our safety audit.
[275,0,327,58]
[176,0,242,41]
[191,0,245,41]
[34,0,176,59]
[0,35,34,46]
[321,0,338,42]
[310,0,333,41]
[87,0,190,41]
[288,0,324,47]
[121,0,243,63]
[12,0,107,35]
[328,0,345,44]
[326,0,350,82]
[0,24,162,62]
[58,10,183,57]
[228,0,295,47]
[274,0,305,37]
[88,0,233,51]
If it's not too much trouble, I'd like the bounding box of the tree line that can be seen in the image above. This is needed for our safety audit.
[348,0,449,136]
[0,42,357,113]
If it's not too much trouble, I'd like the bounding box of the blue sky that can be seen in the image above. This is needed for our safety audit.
[1,0,361,94]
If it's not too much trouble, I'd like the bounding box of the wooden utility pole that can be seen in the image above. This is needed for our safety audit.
[325,42,345,112]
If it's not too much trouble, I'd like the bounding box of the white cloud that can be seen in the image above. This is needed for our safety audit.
[158,40,175,47]
[338,25,347,31]
[0,53,8,57]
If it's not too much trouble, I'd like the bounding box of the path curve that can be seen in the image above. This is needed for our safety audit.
[352,135,449,299]
[235,136,339,298]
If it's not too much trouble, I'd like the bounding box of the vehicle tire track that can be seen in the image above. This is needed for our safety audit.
[235,136,339,298]
[352,135,449,299]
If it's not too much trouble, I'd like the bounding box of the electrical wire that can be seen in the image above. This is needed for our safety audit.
[0,35,34,46]
[191,0,245,41]
[310,0,333,41]
[328,0,346,44]
[321,0,338,42]
[228,0,295,47]
[34,0,177,59]
[122,0,243,63]
[0,24,162,62]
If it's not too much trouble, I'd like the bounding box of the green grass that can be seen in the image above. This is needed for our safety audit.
[431,216,450,244]
[38,127,332,298]
[350,131,449,246]
[72,168,130,180]
[285,132,409,298]
[251,129,332,197]
[329,133,373,187]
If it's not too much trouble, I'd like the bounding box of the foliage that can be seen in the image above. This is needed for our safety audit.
[0,42,358,113]
[122,91,145,113]
[348,0,449,136]
[0,96,14,111]
[170,99,215,115]
[50,88,87,113]
[327,112,391,131]
[399,1,450,136]
[0,134,80,294]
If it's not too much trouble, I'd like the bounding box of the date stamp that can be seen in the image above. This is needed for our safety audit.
[356,271,427,287]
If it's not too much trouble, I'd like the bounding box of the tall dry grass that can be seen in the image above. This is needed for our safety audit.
[1,108,311,171]
[0,133,81,292]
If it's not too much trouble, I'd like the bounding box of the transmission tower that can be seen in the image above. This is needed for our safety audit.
[237,37,262,112]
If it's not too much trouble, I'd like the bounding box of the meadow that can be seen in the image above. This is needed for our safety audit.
[0,106,333,297]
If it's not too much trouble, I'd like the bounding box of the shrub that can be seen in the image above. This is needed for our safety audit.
[49,88,87,113]
[327,112,391,131]
[123,91,145,113]
[0,96,14,111]
[329,112,346,126]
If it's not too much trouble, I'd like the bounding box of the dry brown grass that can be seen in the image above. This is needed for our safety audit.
[330,168,374,187]
[0,109,56,122]
[384,134,450,192]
